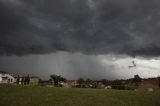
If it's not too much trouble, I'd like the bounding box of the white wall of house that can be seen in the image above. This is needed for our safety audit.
[0,74,2,82]
[0,73,16,84]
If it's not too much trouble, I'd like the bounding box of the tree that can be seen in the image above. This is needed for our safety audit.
[133,75,141,86]
[77,78,84,88]
[158,76,160,88]
[21,76,25,85]
[101,79,109,86]
[59,76,66,82]
[85,78,92,87]
[24,76,27,85]
[16,75,20,85]
[25,75,30,85]
[86,78,92,84]
[50,74,66,87]
[27,75,30,85]
[50,74,60,86]
[111,80,123,85]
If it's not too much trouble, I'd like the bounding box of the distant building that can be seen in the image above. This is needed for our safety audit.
[0,71,16,84]
[29,76,40,85]
[138,78,160,91]
[66,80,78,87]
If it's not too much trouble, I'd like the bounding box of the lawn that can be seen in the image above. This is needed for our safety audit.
[0,85,160,106]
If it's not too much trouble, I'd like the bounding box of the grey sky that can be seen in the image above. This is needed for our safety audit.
[0,0,160,79]
[0,52,160,80]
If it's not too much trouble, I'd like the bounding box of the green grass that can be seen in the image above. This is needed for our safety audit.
[0,85,160,106]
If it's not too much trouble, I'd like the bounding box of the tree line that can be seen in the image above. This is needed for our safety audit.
[50,74,160,90]
[16,75,30,85]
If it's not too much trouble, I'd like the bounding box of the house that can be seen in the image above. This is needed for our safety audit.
[29,76,40,85]
[0,71,16,84]
[138,78,160,91]
[66,80,78,87]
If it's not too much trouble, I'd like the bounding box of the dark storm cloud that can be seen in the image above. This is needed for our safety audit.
[0,0,160,56]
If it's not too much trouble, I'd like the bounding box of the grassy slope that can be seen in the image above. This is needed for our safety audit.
[0,85,160,106]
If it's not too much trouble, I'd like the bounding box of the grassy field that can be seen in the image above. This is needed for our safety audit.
[0,85,160,106]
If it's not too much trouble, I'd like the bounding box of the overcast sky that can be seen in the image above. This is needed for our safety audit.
[0,0,160,80]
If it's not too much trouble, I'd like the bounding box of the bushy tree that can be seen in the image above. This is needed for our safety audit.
[50,74,66,87]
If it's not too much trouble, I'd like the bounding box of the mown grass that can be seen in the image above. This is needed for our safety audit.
[0,84,160,106]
